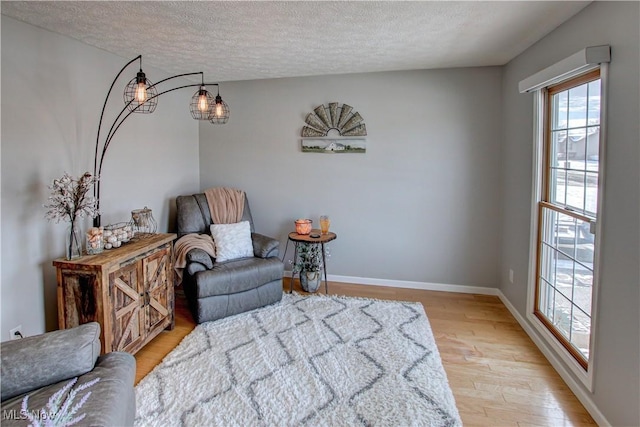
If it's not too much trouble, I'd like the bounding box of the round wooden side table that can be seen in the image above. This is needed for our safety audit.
[287,229,337,294]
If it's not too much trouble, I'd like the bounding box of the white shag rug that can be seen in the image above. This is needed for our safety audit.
[135,293,461,427]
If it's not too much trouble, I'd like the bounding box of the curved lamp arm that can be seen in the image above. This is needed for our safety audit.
[97,80,219,179]
[99,73,212,164]
[92,56,223,227]
[93,56,141,193]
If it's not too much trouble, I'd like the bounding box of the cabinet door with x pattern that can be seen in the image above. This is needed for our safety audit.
[143,245,173,333]
[109,261,145,353]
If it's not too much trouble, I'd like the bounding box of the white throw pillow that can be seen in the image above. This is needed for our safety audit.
[210,221,253,262]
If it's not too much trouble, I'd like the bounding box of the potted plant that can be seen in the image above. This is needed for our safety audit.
[293,243,323,292]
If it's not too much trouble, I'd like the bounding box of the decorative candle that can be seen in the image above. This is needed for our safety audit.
[295,219,312,235]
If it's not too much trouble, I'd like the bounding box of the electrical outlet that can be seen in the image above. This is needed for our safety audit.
[509,269,514,284]
[10,325,23,340]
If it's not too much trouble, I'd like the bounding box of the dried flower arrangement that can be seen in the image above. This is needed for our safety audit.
[44,172,99,259]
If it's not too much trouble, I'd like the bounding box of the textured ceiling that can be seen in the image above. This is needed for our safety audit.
[1,1,590,82]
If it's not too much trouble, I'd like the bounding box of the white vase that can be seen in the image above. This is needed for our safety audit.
[300,270,321,293]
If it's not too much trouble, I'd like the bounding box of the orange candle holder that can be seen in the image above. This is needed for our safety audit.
[295,219,312,235]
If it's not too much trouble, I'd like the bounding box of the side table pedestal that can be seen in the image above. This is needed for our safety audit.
[287,230,337,294]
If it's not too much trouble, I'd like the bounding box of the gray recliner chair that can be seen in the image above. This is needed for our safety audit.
[176,193,284,323]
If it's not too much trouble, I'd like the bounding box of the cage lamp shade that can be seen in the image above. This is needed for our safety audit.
[123,70,157,113]
[190,86,215,120]
[210,94,230,124]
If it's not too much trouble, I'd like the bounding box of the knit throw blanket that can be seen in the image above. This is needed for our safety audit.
[204,187,245,224]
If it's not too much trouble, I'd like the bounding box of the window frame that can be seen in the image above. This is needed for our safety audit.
[526,64,608,391]
[536,69,600,369]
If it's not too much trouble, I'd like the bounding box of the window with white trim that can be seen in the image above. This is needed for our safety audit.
[520,46,609,390]
[535,70,601,370]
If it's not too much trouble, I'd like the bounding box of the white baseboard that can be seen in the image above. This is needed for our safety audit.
[283,270,500,296]
[283,271,609,426]
[496,290,610,427]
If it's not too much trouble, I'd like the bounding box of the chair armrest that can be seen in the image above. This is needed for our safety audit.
[186,248,214,269]
[80,352,136,426]
[186,262,208,276]
[252,233,280,258]
[1,323,101,401]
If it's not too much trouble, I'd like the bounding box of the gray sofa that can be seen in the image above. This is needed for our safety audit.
[176,193,284,323]
[1,322,135,426]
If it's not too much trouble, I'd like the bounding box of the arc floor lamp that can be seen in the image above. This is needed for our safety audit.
[93,55,229,227]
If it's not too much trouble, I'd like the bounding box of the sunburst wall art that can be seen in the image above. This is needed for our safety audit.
[300,102,367,153]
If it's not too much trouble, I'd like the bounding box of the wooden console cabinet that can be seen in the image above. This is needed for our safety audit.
[54,233,176,354]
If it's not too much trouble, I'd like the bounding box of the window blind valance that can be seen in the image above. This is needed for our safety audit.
[519,45,610,93]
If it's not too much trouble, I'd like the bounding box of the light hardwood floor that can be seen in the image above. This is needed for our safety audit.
[134,280,597,426]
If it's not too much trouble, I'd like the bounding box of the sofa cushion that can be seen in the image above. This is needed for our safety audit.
[0,352,136,426]
[194,257,284,298]
[210,221,254,262]
[1,323,100,401]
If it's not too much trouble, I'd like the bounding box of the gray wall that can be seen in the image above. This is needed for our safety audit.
[500,2,639,426]
[3,3,638,424]
[199,68,503,287]
[0,16,200,341]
